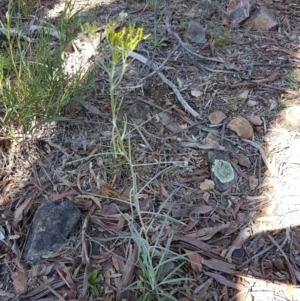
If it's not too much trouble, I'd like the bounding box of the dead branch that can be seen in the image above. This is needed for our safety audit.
[138,44,180,83]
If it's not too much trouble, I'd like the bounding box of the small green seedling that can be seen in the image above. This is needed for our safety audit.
[88,270,100,297]
[148,36,168,49]
[278,100,286,110]
[267,109,275,119]
[80,21,98,36]
[147,0,156,9]
[283,69,300,90]
[180,19,188,30]
[17,0,36,17]
[211,29,230,50]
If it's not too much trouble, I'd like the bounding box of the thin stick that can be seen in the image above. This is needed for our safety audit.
[129,51,200,118]
[47,123,70,157]
[46,285,65,301]
[179,141,225,150]
[131,120,153,151]
[138,44,180,83]
[242,138,276,176]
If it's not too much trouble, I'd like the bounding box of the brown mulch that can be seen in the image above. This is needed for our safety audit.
[1,0,300,300]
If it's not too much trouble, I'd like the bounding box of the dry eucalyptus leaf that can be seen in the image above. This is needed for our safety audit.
[179,123,188,129]
[204,271,246,290]
[247,100,258,107]
[282,15,291,34]
[11,263,27,294]
[195,278,213,299]
[80,100,103,116]
[200,179,215,191]
[191,90,202,97]
[205,133,221,146]
[159,261,175,281]
[184,249,203,272]
[247,116,263,125]
[96,156,104,167]
[249,175,258,190]
[203,259,236,274]
[225,227,251,263]
[268,69,279,82]
[269,99,278,111]
[231,153,251,168]
[166,122,184,134]
[187,223,230,240]
[238,90,249,101]
[112,256,120,271]
[208,111,226,124]
[158,112,171,126]
[177,77,183,89]
[227,117,253,139]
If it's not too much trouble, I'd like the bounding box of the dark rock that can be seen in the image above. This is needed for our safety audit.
[243,7,278,31]
[23,200,80,263]
[208,151,237,192]
[227,0,256,25]
[232,247,244,259]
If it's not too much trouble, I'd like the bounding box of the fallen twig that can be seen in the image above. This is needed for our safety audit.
[138,44,180,83]
[81,205,96,266]
[242,139,276,176]
[229,82,300,96]
[129,51,200,118]
[179,141,225,150]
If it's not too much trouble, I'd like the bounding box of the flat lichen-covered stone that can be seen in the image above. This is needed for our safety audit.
[208,151,237,192]
[23,200,80,263]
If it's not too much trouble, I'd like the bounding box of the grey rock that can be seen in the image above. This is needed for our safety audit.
[208,151,237,192]
[185,22,207,44]
[23,200,80,263]
[227,0,256,25]
[192,0,215,18]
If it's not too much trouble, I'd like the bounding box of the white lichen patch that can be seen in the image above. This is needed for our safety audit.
[211,159,234,183]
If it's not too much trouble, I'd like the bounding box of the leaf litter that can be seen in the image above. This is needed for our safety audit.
[0,0,300,300]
